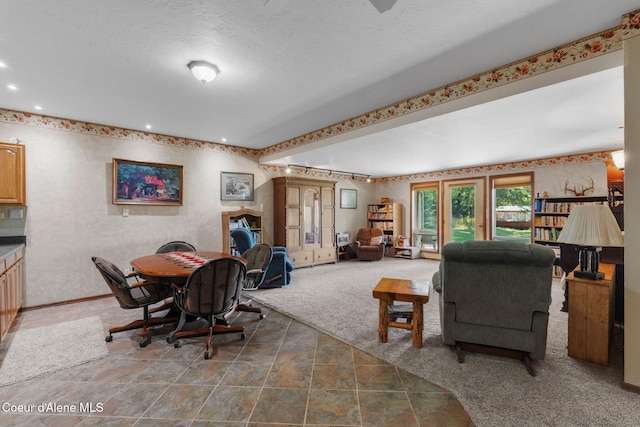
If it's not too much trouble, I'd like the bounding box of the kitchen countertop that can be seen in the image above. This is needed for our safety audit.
[0,244,24,262]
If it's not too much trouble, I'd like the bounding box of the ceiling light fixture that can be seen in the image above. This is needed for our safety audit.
[7,84,17,90]
[286,165,371,182]
[187,60,219,84]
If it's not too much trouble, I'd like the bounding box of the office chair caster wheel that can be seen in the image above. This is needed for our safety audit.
[204,351,210,360]
[259,314,265,320]
[241,332,246,340]
[139,340,148,348]
[174,340,181,348]
[105,335,113,342]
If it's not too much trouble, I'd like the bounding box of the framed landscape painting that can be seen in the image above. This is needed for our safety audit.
[221,172,254,201]
[112,158,183,205]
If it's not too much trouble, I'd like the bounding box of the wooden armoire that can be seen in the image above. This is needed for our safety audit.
[273,176,336,267]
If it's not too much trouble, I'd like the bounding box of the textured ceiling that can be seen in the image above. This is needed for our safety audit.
[0,0,637,176]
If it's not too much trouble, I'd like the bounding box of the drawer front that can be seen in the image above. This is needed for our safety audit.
[289,250,314,267]
[314,248,336,264]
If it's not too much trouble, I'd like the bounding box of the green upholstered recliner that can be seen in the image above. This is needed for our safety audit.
[432,240,556,375]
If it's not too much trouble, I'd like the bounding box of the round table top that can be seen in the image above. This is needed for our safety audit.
[130,251,244,283]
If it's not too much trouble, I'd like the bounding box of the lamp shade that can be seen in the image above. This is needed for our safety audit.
[611,150,625,170]
[187,60,219,83]
[556,204,623,247]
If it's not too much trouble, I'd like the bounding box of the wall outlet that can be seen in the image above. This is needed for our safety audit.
[123,208,129,217]
[0,212,4,219]
[9,209,24,219]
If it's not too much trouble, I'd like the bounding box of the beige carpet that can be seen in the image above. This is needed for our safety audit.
[0,316,108,387]
[248,257,639,427]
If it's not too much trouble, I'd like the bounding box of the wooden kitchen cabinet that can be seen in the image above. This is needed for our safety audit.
[0,142,26,205]
[0,246,25,342]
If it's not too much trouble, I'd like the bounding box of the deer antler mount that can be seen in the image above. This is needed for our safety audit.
[564,177,595,196]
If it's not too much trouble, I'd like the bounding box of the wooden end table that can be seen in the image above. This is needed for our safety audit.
[372,277,430,348]
[567,263,616,366]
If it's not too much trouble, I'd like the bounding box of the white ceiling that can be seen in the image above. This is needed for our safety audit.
[0,0,636,177]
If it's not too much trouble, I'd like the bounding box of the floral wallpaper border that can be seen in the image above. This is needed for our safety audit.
[260,151,613,183]
[259,9,640,158]
[0,109,261,160]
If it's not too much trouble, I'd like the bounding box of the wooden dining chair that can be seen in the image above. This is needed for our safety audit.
[170,257,247,359]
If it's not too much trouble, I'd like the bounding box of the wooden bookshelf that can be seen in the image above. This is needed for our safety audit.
[222,208,262,256]
[533,196,607,246]
[367,203,402,249]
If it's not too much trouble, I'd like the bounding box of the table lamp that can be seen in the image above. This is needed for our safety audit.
[556,204,624,280]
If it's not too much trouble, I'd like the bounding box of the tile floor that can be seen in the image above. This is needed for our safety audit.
[0,297,473,426]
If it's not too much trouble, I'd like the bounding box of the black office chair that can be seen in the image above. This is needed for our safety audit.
[170,257,247,359]
[91,256,177,347]
[152,241,197,315]
[236,243,273,319]
[156,241,196,254]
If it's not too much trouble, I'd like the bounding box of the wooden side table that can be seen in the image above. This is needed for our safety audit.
[567,263,615,366]
[372,277,430,348]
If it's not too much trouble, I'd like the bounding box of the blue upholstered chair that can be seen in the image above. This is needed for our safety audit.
[230,228,293,288]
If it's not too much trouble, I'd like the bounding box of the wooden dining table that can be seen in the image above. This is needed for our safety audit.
[130,251,247,343]
[130,251,244,284]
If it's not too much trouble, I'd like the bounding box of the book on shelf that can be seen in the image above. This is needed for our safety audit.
[369,221,394,230]
[369,205,391,212]
[536,200,605,214]
[536,216,567,227]
[534,227,560,242]
[368,212,392,220]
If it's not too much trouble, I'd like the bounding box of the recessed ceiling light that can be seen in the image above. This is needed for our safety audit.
[0,62,7,68]
[145,124,152,130]
[221,138,227,142]
[34,105,42,110]
[7,84,17,90]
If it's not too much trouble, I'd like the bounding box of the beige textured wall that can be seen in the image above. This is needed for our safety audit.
[624,34,640,389]
[0,122,269,307]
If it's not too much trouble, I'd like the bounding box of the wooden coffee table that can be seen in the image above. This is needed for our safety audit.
[372,277,430,348]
